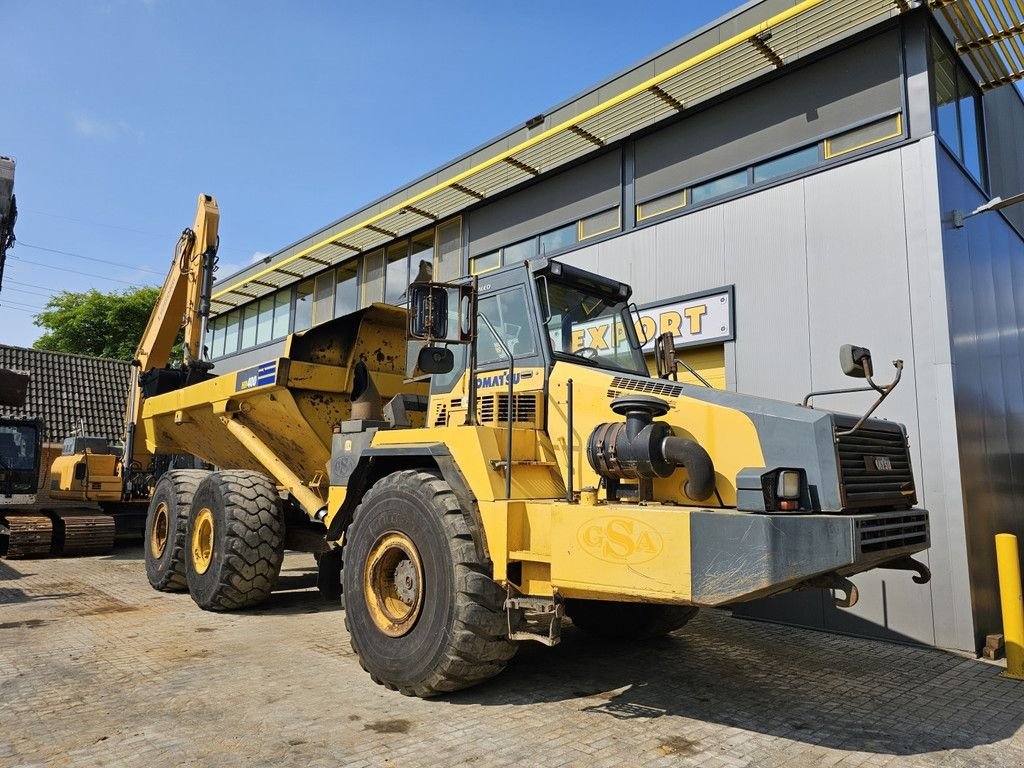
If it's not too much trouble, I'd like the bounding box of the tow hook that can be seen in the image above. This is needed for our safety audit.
[805,573,860,608]
[879,555,932,584]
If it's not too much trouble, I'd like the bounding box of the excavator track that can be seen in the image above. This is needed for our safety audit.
[0,513,54,559]
[52,510,116,556]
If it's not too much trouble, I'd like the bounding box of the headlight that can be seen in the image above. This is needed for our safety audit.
[776,470,801,500]
[761,467,805,512]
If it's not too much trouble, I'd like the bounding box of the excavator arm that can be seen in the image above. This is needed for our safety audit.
[122,193,219,487]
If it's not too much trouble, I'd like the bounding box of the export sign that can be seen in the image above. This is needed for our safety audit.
[572,286,734,353]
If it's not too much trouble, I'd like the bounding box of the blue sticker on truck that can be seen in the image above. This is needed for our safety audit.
[235,361,277,392]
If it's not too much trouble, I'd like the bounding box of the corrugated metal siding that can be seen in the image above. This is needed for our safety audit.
[938,143,1024,650]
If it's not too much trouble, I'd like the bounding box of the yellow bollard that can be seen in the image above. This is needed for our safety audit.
[996,533,1024,680]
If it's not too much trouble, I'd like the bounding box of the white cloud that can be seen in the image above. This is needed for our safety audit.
[72,113,144,143]
[250,251,271,264]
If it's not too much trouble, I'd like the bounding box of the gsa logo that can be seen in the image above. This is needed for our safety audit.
[577,516,664,564]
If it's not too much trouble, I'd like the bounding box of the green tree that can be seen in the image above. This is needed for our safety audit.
[33,286,161,361]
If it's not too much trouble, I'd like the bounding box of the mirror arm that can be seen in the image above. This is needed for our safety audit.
[673,359,713,388]
[835,360,902,437]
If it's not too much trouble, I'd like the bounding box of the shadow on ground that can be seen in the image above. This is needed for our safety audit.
[448,610,1021,756]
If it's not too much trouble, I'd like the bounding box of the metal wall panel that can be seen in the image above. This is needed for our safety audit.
[212,340,287,375]
[564,143,980,650]
[635,30,903,201]
[939,145,1024,648]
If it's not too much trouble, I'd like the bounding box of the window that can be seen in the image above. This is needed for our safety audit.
[690,169,749,205]
[539,223,577,255]
[384,242,410,305]
[435,218,462,282]
[294,280,314,332]
[477,287,536,367]
[754,145,821,182]
[824,114,902,159]
[931,35,984,183]
[255,296,274,345]
[241,303,258,348]
[409,230,435,286]
[209,316,224,358]
[471,251,501,275]
[335,260,358,317]
[361,248,384,307]
[579,207,620,240]
[313,272,334,324]
[503,238,536,263]
[222,310,240,356]
[637,190,686,222]
[273,290,290,338]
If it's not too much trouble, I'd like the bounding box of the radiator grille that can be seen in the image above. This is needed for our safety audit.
[607,376,683,399]
[477,393,539,426]
[834,416,917,510]
[856,511,929,555]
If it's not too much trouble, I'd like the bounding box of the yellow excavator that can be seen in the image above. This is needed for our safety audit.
[0,195,220,558]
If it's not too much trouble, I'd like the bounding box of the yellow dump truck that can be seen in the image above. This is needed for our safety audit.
[139,251,930,697]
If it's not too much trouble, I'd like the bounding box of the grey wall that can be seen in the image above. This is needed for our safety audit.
[983,85,1024,236]
[562,140,976,652]
[635,29,903,201]
[467,149,621,257]
[938,143,1024,649]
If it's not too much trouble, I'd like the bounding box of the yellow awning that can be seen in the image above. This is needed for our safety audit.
[931,0,1024,89]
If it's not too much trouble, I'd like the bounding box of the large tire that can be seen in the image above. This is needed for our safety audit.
[566,599,698,640]
[342,470,516,697]
[144,470,210,592]
[185,470,285,611]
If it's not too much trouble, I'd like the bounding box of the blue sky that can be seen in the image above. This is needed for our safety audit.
[0,0,739,347]
[3,2,1022,349]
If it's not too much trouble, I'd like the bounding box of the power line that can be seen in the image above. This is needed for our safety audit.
[17,241,166,276]
[2,286,54,299]
[0,305,36,315]
[0,298,45,311]
[7,255,156,286]
[19,207,262,255]
[5,278,59,293]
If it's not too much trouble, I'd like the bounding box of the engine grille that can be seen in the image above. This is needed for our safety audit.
[855,511,929,555]
[607,375,683,399]
[477,393,540,426]
[834,416,917,510]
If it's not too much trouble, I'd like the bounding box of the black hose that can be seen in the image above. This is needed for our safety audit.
[661,436,715,501]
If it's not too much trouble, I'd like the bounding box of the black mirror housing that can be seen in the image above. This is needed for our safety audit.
[417,345,455,374]
[840,344,873,378]
[654,332,676,379]
[409,283,449,340]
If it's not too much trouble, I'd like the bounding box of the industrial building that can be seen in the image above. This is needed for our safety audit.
[205,0,1024,654]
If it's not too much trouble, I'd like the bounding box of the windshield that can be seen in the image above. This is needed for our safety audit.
[0,424,38,471]
[540,277,647,375]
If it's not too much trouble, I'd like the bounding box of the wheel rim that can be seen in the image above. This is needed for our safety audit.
[363,531,424,637]
[191,508,215,575]
[150,502,170,559]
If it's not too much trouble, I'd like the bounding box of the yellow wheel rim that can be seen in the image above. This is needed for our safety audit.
[150,502,170,559]
[363,532,424,637]
[191,508,215,575]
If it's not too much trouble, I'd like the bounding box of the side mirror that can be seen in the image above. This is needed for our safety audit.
[654,332,676,379]
[417,345,455,374]
[840,344,873,379]
[409,283,449,340]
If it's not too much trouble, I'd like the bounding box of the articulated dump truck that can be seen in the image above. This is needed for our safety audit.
[141,257,930,697]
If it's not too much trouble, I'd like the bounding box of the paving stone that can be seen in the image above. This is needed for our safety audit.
[2,549,1024,767]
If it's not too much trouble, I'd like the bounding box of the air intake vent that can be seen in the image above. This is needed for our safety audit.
[856,511,929,555]
[834,416,917,510]
[477,393,539,425]
[608,376,683,399]
[432,403,448,427]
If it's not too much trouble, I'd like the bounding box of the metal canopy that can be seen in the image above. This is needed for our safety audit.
[211,0,906,312]
[931,0,1024,89]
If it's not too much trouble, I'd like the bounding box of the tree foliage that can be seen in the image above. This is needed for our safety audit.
[33,286,161,361]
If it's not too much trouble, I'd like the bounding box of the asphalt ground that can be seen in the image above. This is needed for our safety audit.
[2,547,1023,767]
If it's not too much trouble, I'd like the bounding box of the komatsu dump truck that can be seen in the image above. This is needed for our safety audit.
[137,225,930,697]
